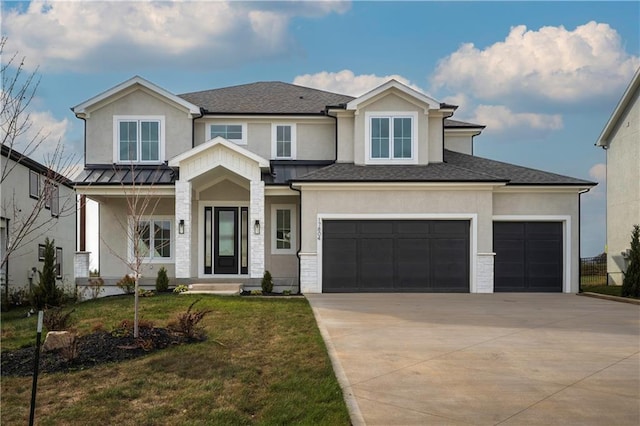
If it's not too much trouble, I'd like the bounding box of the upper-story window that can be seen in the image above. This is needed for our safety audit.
[114,116,164,163]
[29,170,39,199]
[210,124,246,145]
[365,112,418,164]
[272,124,296,159]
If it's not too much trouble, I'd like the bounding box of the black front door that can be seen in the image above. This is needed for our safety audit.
[214,207,238,274]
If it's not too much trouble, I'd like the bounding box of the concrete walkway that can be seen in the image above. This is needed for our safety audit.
[307,293,640,426]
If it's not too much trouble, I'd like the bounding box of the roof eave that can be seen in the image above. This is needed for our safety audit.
[595,67,640,148]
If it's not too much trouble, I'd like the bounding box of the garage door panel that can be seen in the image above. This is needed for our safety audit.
[494,222,562,292]
[359,238,394,290]
[396,221,430,234]
[323,220,469,292]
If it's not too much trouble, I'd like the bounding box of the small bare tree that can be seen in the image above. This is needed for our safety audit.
[1,37,78,307]
[102,163,165,338]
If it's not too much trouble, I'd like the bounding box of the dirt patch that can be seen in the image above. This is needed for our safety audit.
[1,327,196,377]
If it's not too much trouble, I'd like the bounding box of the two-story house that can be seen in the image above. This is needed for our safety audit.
[1,145,77,301]
[596,67,640,285]
[72,76,595,294]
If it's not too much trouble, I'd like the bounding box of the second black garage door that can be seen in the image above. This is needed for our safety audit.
[322,220,469,292]
[493,222,563,292]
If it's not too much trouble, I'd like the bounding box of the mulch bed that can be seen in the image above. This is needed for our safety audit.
[1,327,195,377]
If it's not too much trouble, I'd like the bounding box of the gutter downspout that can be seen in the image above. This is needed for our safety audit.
[192,108,205,148]
[289,181,303,295]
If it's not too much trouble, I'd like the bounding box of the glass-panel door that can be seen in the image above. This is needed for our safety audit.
[214,207,238,274]
[203,206,249,275]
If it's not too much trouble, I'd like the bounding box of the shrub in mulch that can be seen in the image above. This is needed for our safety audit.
[1,326,198,377]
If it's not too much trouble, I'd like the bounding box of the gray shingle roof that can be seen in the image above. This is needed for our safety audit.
[263,160,334,185]
[443,150,595,186]
[179,82,355,114]
[291,150,596,186]
[74,164,177,186]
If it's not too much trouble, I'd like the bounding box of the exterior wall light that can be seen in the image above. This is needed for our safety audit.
[178,219,185,234]
[253,220,261,235]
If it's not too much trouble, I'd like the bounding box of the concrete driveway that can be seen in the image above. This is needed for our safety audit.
[306,294,640,425]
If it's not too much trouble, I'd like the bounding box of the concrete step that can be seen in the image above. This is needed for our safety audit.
[182,283,243,296]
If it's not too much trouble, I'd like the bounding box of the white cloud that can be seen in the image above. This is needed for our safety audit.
[468,104,562,135]
[431,21,640,104]
[2,0,350,72]
[293,70,425,97]
[7,108,71,165]
[589,163,607,182]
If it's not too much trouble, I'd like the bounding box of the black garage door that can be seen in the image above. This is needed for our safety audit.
[493,222,563,292]
[323,220,469,292]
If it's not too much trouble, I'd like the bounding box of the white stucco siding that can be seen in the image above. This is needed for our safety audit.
[336,112,355,163]
[0,157,76,295]
[606,88,640,284]
[444,134,474,155]
[98,197,176,281]
[194,117,336,161]
[84,88,193,164]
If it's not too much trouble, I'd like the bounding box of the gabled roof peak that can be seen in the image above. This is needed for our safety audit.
[72,75,201,116]
[346,79,443,111]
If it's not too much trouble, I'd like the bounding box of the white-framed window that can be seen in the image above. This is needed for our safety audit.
[50,185,59,217]
[271,204,296,254]
[114,116,165,163]
[271,124,296,159]
[365,111,418,164]
[130,216,173,262]
[209,123,247,145]
[55,247,63,279]
[29,170,39,199]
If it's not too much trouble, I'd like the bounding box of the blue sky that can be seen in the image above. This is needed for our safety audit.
[2,0,639,257]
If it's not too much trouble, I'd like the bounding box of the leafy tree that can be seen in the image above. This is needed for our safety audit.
[621,225,640,298]
[31,237,63,309]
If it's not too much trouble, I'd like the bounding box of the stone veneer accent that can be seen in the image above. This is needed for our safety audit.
[250,180,265,278]
[300,252,319,293]
[476,252,495,293]
[175,180,191,278]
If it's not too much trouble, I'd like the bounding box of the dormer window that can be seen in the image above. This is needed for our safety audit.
[365,112,418,164]
[114,116,164,163]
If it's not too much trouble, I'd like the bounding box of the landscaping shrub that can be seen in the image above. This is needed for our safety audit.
[261,270,273,293]
[116,274,136,294]
[43,307,76,331]
[30,238,64,309]
[622,224,640,298]
[168,299,212,340]
[155,267,170,292]
[173,284,188,293]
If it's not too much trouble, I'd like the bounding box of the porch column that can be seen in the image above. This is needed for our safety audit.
[250,180,265,278]
[175,180,191,278]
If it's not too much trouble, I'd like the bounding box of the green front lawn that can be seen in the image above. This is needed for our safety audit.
[582,284,623,297]
[1,294,350,425]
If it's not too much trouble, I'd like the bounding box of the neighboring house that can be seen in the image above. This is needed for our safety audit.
[72,76,595,294]
[1,145,77,300]
[596,67,640,285]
